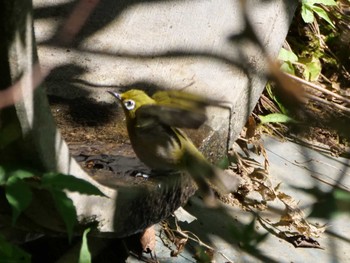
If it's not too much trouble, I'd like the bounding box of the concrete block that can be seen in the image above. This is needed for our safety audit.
[34,0,298,158]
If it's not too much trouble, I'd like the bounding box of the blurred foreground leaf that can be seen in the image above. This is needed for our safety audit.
[231,218,268,250]
[79,228,91,263]
[50,189,77,241]
[5,176,33,225]
[0,234,31,262]
[42,173,105,196]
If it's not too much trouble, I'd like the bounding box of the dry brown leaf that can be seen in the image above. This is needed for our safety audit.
[229,135,325,246]
[171,237,187,257]
[140,226,156,254]
[276,192,326,237]
[246,116,257,139]
[236,138,250,157]
[160,220,188,257]
[250,169,277,202]
[279,232,323,249]
[251,140,270,171]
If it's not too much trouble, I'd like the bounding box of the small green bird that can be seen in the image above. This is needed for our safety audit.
[108,89,235,201]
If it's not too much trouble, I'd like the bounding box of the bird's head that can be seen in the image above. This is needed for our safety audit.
[108,89,155,119]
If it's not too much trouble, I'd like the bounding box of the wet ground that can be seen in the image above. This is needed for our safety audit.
[49,96,153,187]
[49,96,129,155]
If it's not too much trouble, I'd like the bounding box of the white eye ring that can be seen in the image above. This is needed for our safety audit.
[124,99,135,110]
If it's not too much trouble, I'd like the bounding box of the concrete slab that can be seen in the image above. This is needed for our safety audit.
[127,136,350,262]
[33,0,297,157]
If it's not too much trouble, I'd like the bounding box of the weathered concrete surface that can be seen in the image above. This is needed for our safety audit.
[5,0,296,236]
[33,0,298,158]
[1,0,194,238]
[127,136,350,262]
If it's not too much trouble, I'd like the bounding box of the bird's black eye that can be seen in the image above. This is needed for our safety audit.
[124,99,135,110]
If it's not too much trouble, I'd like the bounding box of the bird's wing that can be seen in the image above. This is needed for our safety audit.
[135,90,229,129]
[152,90,227,110]
[135,104,207,129]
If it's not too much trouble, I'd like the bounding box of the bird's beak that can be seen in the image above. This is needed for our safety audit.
[108,91,121,101]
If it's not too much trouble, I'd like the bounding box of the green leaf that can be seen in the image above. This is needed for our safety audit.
[318,0,336,4]
[334,189,350,201]
[278,48,298,63]
[0,234,31,262]
[0,234,13,257]
[79,228,92,263]
[0,121,22,149]
[311,5,335,27]
[333,189,350,217]
[194,246,212,263]
[304,0,336,5]
[0,166,5,185]
[278,49,297,73]
[280,61,295,75]
[303,58,322,81]
[259,113,297,124]
[321,0,336,4]
[316,0,336,5]
[50,189,77,241]
[9,169,35,180]
[266,83,274,100]
[265,83,289,115]
[5,177,33,225]
[216,156,229,169]
[230,218,268,249]
[42,173,105,197]
[301,4,315,23]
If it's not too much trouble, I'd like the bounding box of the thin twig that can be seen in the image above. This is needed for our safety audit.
[172,218,234,263]
[305,93,350,114]
[285,73,350,105]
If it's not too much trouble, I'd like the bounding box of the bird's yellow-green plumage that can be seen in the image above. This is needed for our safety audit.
[109,89,230,197]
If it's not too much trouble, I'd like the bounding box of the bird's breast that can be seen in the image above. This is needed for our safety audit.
[127,123,184,170]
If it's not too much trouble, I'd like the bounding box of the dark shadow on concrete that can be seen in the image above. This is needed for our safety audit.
[34,0,177,47]
[45,64,91,97]
[49,96,117,126]
[179,198,280,263]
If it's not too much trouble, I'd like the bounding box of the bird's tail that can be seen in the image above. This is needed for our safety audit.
[183,149,239,205]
